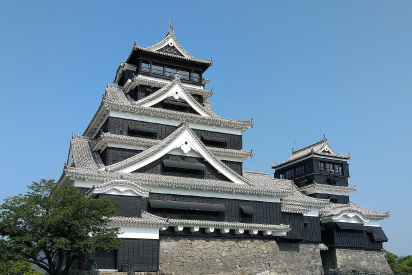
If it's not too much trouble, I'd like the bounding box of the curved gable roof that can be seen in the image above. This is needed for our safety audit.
[272,135,351,168]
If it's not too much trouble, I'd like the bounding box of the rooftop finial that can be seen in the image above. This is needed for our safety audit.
[323,134,327,141]
[169,23,174,34]
[291,147,295,154]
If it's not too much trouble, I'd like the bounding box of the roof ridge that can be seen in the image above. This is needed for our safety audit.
[292,137,326,155]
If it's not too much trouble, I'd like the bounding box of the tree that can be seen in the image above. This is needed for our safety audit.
[0,179,121,275]
[0,260,43,275]
[383,249,412,274]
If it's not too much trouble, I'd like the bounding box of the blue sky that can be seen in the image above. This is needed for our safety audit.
[0,1,411,256]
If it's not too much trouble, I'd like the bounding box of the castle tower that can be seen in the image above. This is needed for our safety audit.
[59,27,391,274]
[272,138,390,273]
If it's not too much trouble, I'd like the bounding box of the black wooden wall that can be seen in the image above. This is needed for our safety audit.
[321,222,385,250]
[97,194,142,217]
[100,146,243,178]
[274,157,349,188]
[146,193,282,225]
[99,117,243,150]
[281,214,321,242]
[117,239,160,272]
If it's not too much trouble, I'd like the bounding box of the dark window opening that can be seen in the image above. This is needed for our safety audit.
[285,169,294,179]
[201,135,227,148]
[328,195,338,203]
[327,178,337,185]
[128,125,157,139]
[161,99,195,113]
[192,94,203,104]
[162,159,206,178]
[295,164,307,177]
[240,205,254,223]
[145,87,152,97]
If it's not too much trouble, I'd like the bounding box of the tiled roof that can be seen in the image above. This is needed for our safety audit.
[127,25,212,65]
[298,183,357,195]
[319,202,390,220]
[132,74,215,117]
[125,74,213,99]
[282,183,330,209]
[272,136,351,168]
[114,63,137,84]
[109,212,168,228]
[83,84,253,137]
[243,171,329,211]
[104,123,254,186]
[93,131,252,161]
[70,135,104,169]
[167,218,290,232]
[63,166,292,197]
[85,179,150,198]
[281,204,310,214]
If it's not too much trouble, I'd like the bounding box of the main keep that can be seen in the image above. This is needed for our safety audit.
[59,27,392,274]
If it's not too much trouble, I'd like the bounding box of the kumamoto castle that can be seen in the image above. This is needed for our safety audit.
[59,26,392,274]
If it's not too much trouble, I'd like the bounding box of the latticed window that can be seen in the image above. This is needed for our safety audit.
[295,165,306,177]
[319,162,325,172]
[325,163,334,173]
[285,169,294,179]
[335,164,343,175]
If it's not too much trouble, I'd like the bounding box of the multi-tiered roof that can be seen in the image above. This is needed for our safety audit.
[59,27,389,265]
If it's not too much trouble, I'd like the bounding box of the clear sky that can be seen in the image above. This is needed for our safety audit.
[0,1,411,256]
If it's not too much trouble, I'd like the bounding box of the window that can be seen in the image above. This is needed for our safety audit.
[151,64,164,76]
[165,67,177,77]
[319,162,325,172]
[141,62,150,73]
[335,164,343,175]
[178,70,190,80]
[319,161,344,176]
[295,165,306,177]
[325,163,334,173]
[192,72,200,82]
[279,173,285,179]
[285,169,294,179]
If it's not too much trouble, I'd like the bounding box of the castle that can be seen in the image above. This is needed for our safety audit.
[59,26,392,274]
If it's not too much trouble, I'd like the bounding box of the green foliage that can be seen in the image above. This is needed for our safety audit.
[0,179,121,275]
[0,260,43,275]
[383,249,412,273]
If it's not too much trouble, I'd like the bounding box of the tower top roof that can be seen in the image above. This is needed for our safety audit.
[126,25,213,66]
[272,136,351,169]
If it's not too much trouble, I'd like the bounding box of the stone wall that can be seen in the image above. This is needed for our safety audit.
[321,248,393,274]
[159,238,323,275]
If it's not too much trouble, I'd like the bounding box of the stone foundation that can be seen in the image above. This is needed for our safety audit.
[321,248,393,274]
[159,238,323,275]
